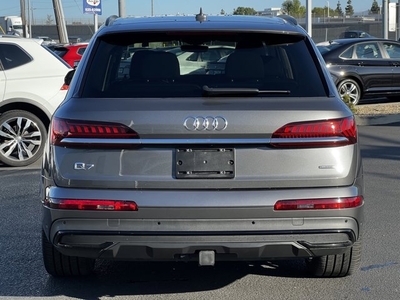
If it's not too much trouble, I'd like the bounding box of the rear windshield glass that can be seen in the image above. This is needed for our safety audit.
[54,48,68,58]
[43,45,72,68]
[81,32,326,98]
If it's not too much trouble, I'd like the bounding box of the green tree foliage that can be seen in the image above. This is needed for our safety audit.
[233,7,257,15]
[312,7,325,17]
[312,7,335,17]
[281,0,306,18]
[345,0,354,16]
[336,0,343,16]
[370,0,380,14]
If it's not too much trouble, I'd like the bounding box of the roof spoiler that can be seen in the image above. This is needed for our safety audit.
[105,15,119,26]
[277,15,298,26]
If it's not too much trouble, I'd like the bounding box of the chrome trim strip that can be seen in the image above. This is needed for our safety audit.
[60,137,348,145]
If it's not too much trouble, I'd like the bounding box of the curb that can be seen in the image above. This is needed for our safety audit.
[355,114,400,126]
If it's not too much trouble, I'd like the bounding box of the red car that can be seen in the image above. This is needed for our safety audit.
[53,43,88,67]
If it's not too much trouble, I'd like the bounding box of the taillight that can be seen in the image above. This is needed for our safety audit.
[274,196,363,211]
[44,198,138,211]
[51,117,139,147]
[60,84,69,90]
[271,116,357,148]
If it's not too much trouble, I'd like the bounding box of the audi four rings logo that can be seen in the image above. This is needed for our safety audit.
[183,116,228,131]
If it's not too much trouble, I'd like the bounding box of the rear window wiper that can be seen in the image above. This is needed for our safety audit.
[202,85,290,96]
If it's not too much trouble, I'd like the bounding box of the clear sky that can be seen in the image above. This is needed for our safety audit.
[0,0,377,21]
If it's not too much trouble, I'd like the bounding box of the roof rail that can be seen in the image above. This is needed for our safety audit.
[105,15,119,26]
[277,14,298,26]
[0,34,21,39]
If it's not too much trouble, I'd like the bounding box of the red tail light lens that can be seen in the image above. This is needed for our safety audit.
[51,117,139,146]
[274,196,363,210]
[271,116,357,148]
[44,198,138,211]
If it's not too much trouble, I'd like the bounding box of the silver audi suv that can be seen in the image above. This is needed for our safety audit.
[41,12,364,277]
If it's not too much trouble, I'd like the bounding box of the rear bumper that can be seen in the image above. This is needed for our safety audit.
[48,217,360,261]
[42,186,364,262]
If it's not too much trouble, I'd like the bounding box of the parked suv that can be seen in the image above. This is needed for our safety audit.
[41,13,364,278]
[53,42,88,67]
[0,35,72,166]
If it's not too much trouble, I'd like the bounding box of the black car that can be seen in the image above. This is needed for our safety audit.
[317,38,400,104]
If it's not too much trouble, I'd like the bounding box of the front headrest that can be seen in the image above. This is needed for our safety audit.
[130,50,180,80]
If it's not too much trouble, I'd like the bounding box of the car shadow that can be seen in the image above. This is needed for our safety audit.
[41,260,310,299]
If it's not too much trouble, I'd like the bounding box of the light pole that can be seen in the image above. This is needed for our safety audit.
[306,0,312,37]
[327,1,329,19]
[118,0,126,18]
[28,0,35,38]
[27,0,30,37]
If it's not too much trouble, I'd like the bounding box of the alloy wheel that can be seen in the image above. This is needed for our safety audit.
[0,113,43,166]
[338,79,361,105]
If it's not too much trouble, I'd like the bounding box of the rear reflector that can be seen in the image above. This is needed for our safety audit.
[274,196,363,210]
[44,198,138,211]
[51,117,139,146]
[271,116,357,148]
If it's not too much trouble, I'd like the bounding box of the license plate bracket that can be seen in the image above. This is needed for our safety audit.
[175,148,235,179]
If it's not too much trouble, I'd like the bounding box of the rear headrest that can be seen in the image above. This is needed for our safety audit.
[225,51,264,80]
[130,50,180,80]
[129,50,150,78]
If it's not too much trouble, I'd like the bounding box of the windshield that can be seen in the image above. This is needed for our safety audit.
[81,31,326,98]
[317,42,343,55]
[42,45,72,69]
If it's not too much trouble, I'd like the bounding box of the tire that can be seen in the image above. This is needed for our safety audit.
[337,79,362,105]
[0,110,47,167]
[42,230,95,277]
[306,239,362,277]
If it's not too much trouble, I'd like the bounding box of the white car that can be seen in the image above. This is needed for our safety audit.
[0,35,72,166]
[35,36,57,46]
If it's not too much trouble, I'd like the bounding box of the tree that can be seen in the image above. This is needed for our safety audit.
[336,1,343,16]
[312,7,335,17]
[220,9,225,15]
[45,15,54,25]
[233,7,257,15]
[281,0,306,18]
[312,7,325,17]
[370,0,380,14]
[345,0,354,16]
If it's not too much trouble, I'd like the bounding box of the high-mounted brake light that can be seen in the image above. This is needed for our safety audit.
[271,116,357,148]
[44,198,138,211]
[274,196,363,211]
[51,117,139,146]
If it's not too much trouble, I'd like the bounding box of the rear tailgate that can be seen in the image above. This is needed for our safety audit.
[51,96,358,190]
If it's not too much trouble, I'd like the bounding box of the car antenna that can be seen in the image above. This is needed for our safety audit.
[196,7,206,23]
